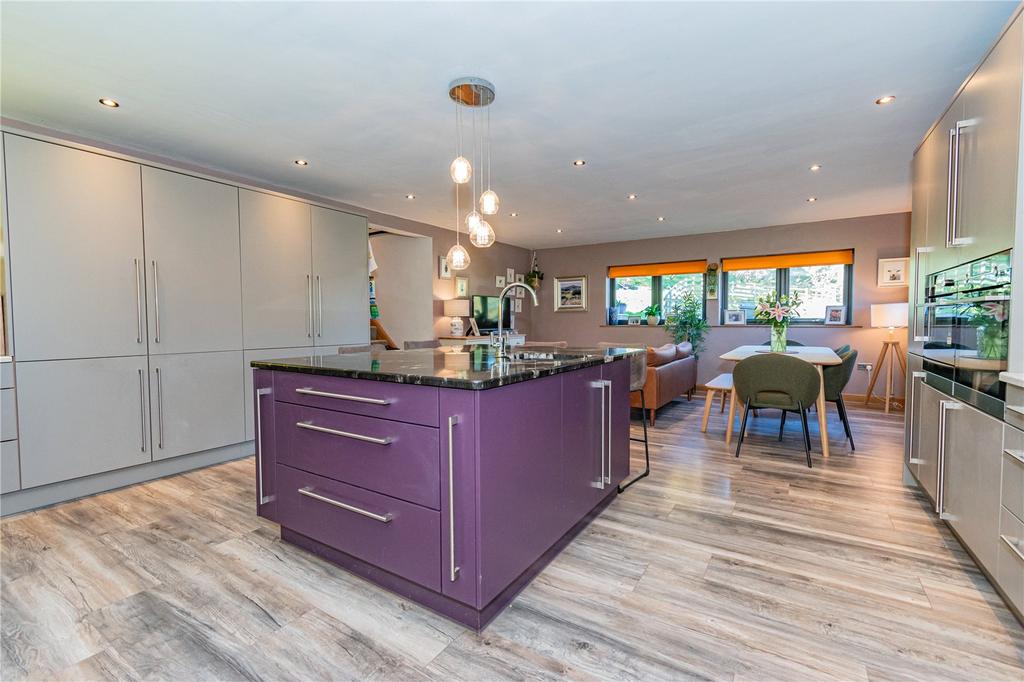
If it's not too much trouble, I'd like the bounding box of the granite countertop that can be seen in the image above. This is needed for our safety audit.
[251,345,644,390]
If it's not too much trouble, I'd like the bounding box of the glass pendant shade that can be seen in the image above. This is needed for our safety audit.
[449,156,472,184]
[446,243,471,271]
[465,210,483,233]
[469,220,495,248]
[479,189,500,215]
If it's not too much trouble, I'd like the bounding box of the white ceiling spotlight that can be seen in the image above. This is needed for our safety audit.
[447,76,499,260]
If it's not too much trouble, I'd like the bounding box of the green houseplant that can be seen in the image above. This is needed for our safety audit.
[665,292,708,356]
[642,303,661,326]
[524,252,544,291]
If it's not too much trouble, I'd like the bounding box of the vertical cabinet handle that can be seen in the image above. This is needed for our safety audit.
[947,121,971,247]
[306,274,312,338]
[590,380,606,489]
[907,372,927,464]
[255,387,273,505]
[936,399,962,516]
[137,368,147,452]
[447,415,460,582]
[134,258,144,344]
[604,379,613,484]
[155,367,164,449]
[152,260,161,343]
[945,127,956,248]
[316,275,323,338]
[912,247,932,342]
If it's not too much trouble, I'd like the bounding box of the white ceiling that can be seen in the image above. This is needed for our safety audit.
[1,1,1018,249]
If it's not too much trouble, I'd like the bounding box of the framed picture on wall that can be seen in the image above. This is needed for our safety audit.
[439,256,452,280]
[455,276,469,297]
[506,268,516,282]
[824,305,847,325]
[724,309,746,325]
[553,275,588,312]
[877,257,909,287]
[495,275,506,288]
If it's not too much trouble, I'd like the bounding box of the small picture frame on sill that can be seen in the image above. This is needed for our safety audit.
[824,305,847,325]
[877,257,909,287]
[627,317,641,326]
[724,309,746,325]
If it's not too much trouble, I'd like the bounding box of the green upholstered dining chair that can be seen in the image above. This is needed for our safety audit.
[780,348,859,451]
[733,353,821,467]
[832,344,851,356]
[760,339,804,346]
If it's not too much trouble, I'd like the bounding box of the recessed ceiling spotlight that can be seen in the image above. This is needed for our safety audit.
[294,159,309,166]
[556,228,563,233]
[657,216,665,222]
[874,95,896,106]
[809,164,822,172]
[806,196,818,203]
[98,98,120,108]
[509,212,519,217]
[405,194,416,200]
[627,193,638,200]
[572,159,586,167]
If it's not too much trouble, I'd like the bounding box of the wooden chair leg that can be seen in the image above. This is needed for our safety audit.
[648,408,656,427]
[720,390,726,412]
[701,389,714,433]
[736,403,751,457]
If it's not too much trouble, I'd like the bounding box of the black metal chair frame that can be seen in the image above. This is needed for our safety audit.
[618,389,651,493]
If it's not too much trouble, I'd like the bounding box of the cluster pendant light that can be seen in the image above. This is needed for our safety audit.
[446,77,500,270]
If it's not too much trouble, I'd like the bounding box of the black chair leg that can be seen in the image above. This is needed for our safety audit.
[836,395,855,451]
[798,403,812,468]
[735,403,751,457]
[778,410,787,441]
[619,390,651,493]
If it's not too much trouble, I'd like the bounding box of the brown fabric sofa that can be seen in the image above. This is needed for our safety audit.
[630,342,697,425]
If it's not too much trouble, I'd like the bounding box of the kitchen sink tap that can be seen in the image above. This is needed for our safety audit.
[492,282,538,361]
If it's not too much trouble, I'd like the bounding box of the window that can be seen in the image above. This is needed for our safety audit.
[721,250,853,324]
[607,260,706,324]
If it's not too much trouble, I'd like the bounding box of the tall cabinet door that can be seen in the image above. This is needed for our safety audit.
[958,13,1023,261]
[914,383,942,505]
[240,190,312,349]
[311,206,369,347]
[923,105,963,275]
[149,351,244,461]
[4,135,146,360]
[16,356,151,488]
[561,364,605,527]
[142,168,243,354]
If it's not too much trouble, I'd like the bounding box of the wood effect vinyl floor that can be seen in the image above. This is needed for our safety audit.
[2,397,1022,681]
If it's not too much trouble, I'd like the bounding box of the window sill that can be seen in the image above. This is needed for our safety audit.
[719,324,864,328]
[600,324,666,327]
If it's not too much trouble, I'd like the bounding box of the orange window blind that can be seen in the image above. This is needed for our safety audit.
[607,259,707,278]
[720,249,853,272]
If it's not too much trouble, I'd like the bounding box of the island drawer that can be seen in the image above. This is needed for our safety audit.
[1003,425,1023,522]
[276,464,441,591]
[276,402,440,509]
[274,371,439,427]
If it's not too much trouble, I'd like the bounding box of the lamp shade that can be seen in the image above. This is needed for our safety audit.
[444,299,470,318]
[870,302,908,328]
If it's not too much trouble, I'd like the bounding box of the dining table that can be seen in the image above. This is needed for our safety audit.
[719,345,843,458]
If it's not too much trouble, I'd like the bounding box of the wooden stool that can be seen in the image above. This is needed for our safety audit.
[702,373,733,433]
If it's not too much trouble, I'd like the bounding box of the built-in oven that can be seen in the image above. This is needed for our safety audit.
[915,250,1011,416]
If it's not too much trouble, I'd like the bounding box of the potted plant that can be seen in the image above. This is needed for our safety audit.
[665,292,708,356]
[524,252,544,291]
[753,292,802,352]
[642,303,661,326]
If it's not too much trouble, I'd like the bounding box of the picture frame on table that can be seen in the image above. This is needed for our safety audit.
[455,276,469,297]
[724,309,746,325]
[439,256,452,280]
[877,257,909,287]
[824,305,847,325]
[553,275,588,312]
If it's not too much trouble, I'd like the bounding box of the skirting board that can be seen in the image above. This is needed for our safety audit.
[0,441,253,517]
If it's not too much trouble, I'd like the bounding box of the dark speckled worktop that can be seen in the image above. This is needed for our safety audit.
[251,346,643,390]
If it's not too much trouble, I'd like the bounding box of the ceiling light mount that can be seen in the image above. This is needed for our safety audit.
[809,164,822,172]
[572,159,586,167]
[449,77,495,108]
[875,95,896,106]
[98,98,119,108]
[294,159,309,166]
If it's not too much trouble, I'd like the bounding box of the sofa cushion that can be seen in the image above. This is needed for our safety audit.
[647,343,677,367]
[675,342,693,359]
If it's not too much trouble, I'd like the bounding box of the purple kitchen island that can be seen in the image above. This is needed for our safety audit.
[251,345,636,630]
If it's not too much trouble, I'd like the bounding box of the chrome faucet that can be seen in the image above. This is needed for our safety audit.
[492,282,538,360]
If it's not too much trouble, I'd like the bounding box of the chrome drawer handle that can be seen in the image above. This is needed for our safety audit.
[296,421,392,445]
[1000,534,1024,563]
[295,387,392,405]
[447,415,460,582]
[298,486,393,523]
[255,387,273,505]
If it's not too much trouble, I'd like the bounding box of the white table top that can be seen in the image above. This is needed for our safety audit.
[719,345,842,366]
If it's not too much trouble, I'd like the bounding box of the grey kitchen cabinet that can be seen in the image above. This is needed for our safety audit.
[16,356,152,488]
[311,206,369,347]
[240,190,314,350]
[242,346,315,438]
[0,388,16,442]
[3,134,147,360]
[913,382,943,505]
[149,351,244,461]
[943,399,1003,575]
[142,168,243,355]
[1,440,19,494]
[922,104,965,275]
[957,13,1022,262]
[1004,425,1024,523]
[997,507,1024,613]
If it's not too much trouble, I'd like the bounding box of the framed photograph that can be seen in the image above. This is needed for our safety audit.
[506,268,516,282]
[627,317,641,326]
[438,256,452,280]
[515,273,525,284]
[553,275,588,312]
[877,257,909,287]
[513,298,523,313]
[455,276,469,297]
[468,317,481,336]
[724,309,746,325]
[824,305,847,325]
[515,287,525,298]
[495,275,506,288]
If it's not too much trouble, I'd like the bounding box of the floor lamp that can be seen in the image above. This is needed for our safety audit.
[864,302,909,413]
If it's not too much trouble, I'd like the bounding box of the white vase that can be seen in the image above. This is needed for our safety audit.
[647,315,658,326]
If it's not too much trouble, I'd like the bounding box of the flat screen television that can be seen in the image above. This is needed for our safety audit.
[472,294,512,333]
